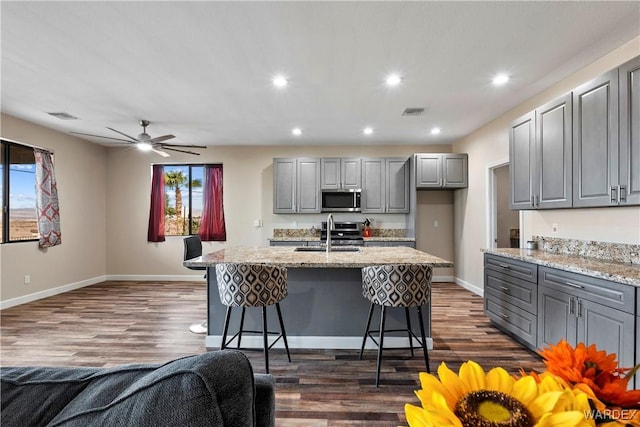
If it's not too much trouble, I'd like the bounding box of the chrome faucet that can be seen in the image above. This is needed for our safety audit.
[326,213,335,254]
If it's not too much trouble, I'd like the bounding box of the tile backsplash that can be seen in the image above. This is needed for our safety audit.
[532,236,640,264]
[273,228,407,238]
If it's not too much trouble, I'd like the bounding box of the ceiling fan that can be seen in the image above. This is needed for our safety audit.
[71,120,206,157]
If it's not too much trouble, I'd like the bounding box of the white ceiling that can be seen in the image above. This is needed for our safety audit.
[2,1,639,150]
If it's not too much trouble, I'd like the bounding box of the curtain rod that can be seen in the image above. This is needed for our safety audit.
[2,137,54,155]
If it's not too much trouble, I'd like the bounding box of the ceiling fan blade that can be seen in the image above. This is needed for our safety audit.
[159,143,207,149]
[151,148,170,158]
[106,127,140,142]
[161,147,201,156]
[70,131,133,143]
[149,134,175,144]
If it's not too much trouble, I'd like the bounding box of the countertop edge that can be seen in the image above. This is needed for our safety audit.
[483,248,640,287]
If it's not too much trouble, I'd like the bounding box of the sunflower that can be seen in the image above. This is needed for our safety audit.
[405,361,594,427]
[539,340,640,408]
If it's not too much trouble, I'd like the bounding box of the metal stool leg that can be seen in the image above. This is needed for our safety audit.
[375,306,386,387]
[221,307,232,350]
[417,306,430,373]
[262,306,270,374]
[360,303,375,359]
[405,307,414,357]
[237,308,246,349]
[275,303,291,362]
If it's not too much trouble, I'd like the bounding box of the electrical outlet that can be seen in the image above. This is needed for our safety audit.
[551,223,559,235]
[24,275,31,284]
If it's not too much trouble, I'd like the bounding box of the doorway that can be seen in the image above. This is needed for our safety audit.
[487,162,521,249]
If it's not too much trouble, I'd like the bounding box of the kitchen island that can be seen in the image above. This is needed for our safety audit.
[185,246,453,350]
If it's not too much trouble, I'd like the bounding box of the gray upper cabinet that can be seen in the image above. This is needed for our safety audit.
[509,112,536,209]
[273,158,320,214]
[619,56,640,206]
[510,94,572,210]
[535,93,573,208]
[415,153,468,189]
[320,158,361,190]
[362,157,409,213]
[572,69,619,207]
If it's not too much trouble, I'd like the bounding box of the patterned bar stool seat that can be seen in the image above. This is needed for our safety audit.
[215,263,291,374]
[360,264,433,387]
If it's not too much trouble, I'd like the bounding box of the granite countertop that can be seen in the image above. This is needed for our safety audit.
[484,248,640,287]
[268,236,416,242]
[185,246,452,269]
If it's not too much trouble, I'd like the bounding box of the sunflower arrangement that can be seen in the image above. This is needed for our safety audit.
[405,340,639,427]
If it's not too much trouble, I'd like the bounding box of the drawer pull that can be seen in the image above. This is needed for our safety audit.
[499,286,509,292]
[564,281,583,289]
[498,263,511,269]
[499,313,509,319]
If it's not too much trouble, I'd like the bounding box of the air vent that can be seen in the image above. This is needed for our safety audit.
[48,112,78,120]
[401,107,425,116]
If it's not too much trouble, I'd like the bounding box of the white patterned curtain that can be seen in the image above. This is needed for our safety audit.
[34,148,62,248]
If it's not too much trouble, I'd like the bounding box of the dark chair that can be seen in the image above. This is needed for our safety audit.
[359,264,432,387]
[215,263,291,374]
[183,235,207,334]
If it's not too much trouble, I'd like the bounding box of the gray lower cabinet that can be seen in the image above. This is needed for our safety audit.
[619,56,640,206]
[363,240,415,248]
[483,254,538,349]
[509,93,572,210]
[320,158,361,190]
[636,296,639,388]
[537,266,635,370]
[415,153,468,189]
[361,157,409,213]
[273,158,321,214]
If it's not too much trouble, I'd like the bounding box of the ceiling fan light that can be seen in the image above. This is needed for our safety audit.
[137,142,152,151]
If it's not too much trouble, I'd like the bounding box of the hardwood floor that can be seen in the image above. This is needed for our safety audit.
[1,280,544,426]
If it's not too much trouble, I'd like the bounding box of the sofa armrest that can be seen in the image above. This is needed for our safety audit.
[254,374,275,427]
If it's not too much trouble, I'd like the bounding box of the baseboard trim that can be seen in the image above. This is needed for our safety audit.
[455,277,483,297]
[106,275,206,282]
[0,276,108,310]
[204,335,434,350]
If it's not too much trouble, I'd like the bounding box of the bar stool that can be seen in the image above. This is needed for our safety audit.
[360,264,432,387]
[183,235,207,334]
[215,263,291,374]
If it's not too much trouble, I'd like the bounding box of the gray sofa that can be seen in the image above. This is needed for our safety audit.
[0,350,275,427]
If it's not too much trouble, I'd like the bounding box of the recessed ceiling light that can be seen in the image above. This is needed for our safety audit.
[272,75,288,88]
[292,128,302,136]
[431,127,441,135]
[363,127,374,135]
[492,73,509,86]
[386,73,402,86]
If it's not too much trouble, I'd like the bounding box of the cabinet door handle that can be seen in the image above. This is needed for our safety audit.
[611,186,618,204]
[569,297,575,315]
[534,195,539,207]
[531,196,535,207]
[499,286,509,292]
[564,281,583,289]
[498,263,511,269]
[619,185,627,203]
[577,299,583,318]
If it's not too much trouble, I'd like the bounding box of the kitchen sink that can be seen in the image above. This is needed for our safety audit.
[294,246,361,252]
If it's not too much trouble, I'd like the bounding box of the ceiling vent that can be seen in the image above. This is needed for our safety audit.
[48,112,78,120]
[401,107,425,116]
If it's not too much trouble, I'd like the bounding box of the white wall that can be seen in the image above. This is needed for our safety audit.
[452,37,640,290]
[0,114,108,304]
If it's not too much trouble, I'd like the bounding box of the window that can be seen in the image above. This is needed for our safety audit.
[1,140,38,243]
[163,164,204,236]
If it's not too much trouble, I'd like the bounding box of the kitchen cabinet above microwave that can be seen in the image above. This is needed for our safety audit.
[415,153,468,189]
[320,158,361,190]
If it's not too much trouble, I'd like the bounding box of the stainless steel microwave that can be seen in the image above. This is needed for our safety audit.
[321,189,362,212]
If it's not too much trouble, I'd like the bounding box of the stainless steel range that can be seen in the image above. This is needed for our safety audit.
[320,221,364,246]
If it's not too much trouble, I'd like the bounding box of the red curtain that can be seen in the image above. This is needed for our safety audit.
[199,164,227,241]
[147,164,165,242]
